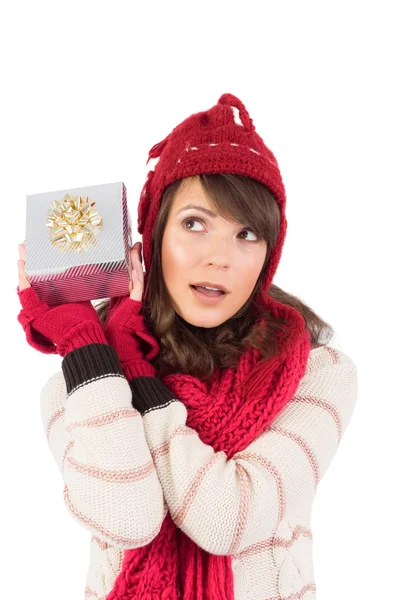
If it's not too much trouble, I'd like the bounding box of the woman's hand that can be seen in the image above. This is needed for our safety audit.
[103,240,159,377]
[129,241,144,302]
[17,241,31,291]
[107,241,144,316]
[16,240,108,355]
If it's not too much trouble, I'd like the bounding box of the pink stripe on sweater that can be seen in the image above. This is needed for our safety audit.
[64,484,160,547]
[273,524,313,548]
[151,425,197,460]
[325,346,341,363]
[47,407,64,440]
[228,462,251,555]
[269,426,320,489]
[66,407,140,432]
[66,452,155,483]
[62,440,74,472]
[291,394,342,440]
[234,523,313,559]
[172,451,222,528]
[234,451,287,521]
[84,587,100,598]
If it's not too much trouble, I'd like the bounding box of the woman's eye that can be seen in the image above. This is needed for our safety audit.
[182,217,203,232]
[182,217,259,242]
[238,229,258,242]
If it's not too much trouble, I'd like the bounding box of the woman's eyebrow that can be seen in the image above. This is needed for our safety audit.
[176,204,217,218]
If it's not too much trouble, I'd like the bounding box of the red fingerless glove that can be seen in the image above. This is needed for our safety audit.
[17,286,109,357]
[104,295,159,379]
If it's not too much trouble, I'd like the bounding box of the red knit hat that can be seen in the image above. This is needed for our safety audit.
[137,92,287,302]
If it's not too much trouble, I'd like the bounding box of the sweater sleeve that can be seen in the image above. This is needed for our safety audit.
[39,343,166,550]
[128,346,358,556]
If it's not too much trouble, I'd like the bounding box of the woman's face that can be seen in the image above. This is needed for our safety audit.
[161,176,267,328]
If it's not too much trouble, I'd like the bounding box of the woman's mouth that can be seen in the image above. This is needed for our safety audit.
[190,285,227,304]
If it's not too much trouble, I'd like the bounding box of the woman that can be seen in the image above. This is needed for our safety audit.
[17,92,358,600]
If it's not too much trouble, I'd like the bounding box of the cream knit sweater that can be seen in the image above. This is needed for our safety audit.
[40,343,357,600]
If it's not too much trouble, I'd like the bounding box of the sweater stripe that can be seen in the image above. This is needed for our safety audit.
[63,484,162,547]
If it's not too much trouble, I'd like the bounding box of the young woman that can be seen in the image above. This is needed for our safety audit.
[17,93,358,600]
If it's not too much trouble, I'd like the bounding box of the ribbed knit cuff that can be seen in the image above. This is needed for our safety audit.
[129,376,177,415]
[122,358,157,380]
[59,321,109,357]
[62,343,125,395]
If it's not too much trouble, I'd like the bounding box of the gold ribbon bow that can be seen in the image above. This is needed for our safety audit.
[46,193,103,253]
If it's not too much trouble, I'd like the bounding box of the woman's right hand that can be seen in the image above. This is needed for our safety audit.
[17,241,31,291]
[16,241,107,355]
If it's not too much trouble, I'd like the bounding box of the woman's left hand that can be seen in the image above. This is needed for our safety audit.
[103,241,159,367]
[129,242,144,303]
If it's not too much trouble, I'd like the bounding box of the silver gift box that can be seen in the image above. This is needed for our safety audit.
[25,181,133,305]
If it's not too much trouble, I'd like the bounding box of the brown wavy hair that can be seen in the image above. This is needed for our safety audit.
[94,174,334,383]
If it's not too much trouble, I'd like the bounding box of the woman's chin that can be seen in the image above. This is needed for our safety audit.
[175,308,227,329]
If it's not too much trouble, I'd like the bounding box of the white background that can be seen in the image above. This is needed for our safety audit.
[1,1,398,598]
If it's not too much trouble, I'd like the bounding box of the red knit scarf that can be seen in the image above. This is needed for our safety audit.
[106,294,311,599]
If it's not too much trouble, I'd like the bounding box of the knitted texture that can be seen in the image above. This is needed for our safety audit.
[16,286,108,356]
[104,295,159,379]
[104,92,312,599]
